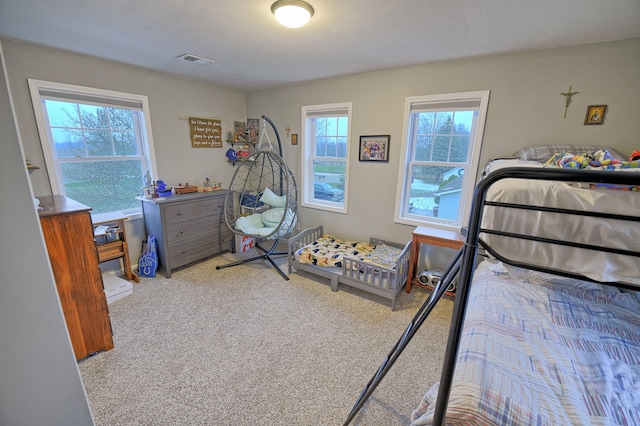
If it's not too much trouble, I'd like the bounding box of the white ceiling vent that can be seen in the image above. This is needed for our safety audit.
[177,53,215,65]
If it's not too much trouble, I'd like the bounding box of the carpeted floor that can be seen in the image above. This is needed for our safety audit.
[78,249,454,425]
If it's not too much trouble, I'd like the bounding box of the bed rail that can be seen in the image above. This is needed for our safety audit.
[342,240,411,292]
[287,225,324,275]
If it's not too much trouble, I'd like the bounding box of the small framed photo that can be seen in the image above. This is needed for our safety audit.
[291,133,298,145]
[585,105,607,125]
[359,135,390,162]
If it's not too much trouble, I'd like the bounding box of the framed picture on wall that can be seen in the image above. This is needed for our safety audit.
[359,135,390,162]
[584,105,607,125]
[291,133,298,145]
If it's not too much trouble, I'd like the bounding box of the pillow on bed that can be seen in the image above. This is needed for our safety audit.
[482,158,544,177]
[259,187,286,207]
[490,260,622,293]
[361,244,403,269]
[513,144,627,162]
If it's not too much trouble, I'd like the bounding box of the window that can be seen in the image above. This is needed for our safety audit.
[301,103,351,213]
[28,79,157,221]
[395,91,490,229]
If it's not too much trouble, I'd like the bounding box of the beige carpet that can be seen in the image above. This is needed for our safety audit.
[78,250,454,425]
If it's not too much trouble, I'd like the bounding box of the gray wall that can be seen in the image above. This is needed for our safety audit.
[3,38,248,269]
[0,44,94,425]
[4,39,247,197]
[4,36,638,277]
[246,38,640,247]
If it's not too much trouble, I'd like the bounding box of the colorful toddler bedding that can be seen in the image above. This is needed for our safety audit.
[411,260,640,425]
[294,234,403,269]
[295,234,374,267]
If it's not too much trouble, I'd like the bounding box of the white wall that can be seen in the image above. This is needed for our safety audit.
[0,44,94,426]
[246,38,640,247]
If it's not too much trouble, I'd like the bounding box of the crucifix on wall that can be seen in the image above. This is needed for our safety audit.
[560,85,579,119]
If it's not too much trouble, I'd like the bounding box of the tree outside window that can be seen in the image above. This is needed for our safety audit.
[396,92,490,229]
[28,79,157,220]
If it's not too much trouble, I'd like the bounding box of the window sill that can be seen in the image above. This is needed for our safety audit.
[394,216,462,233]
[301,200,347,214]
[91,209,143,223]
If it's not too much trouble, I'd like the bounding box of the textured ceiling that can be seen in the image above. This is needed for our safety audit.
[1,0,639,91]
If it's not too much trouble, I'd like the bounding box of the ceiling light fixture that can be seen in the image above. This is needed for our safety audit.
[271,0,314,28]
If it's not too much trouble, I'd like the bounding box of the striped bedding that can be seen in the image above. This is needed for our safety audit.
[411,260,640,425]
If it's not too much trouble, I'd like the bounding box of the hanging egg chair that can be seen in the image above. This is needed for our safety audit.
[216,116,298,279]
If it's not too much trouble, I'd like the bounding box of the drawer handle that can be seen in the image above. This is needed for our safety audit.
[179,229,185,234]
[178,211,183,216]
[181,249,186,254]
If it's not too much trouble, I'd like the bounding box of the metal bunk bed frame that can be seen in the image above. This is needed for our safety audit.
[344,167,640,425]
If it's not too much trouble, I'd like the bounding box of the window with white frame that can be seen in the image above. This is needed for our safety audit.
[301,102,351,213]
[395,91,490,229]
[28,79,157,221]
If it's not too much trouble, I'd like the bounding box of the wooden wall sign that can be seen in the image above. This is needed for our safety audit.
[189,117,222,148]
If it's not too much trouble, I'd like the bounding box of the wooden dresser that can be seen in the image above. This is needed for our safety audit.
[37,195,114,360]
[139,191,234,277]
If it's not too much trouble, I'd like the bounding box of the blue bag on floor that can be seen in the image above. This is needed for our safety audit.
[138,235,158,277]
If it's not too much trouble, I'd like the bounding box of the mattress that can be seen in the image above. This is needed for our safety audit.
[295,234,374,267]
[481,161,640,287]
[294,234,402,269]
[411,260,640,425]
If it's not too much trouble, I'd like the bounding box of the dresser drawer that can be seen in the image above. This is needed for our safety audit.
[168,233,224,268]
[164,198,224,225]
[166,215,222,243]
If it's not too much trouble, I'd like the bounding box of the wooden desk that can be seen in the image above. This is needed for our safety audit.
[406,226,465,293]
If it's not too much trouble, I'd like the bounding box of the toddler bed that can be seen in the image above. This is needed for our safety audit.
[287,226,411,310]
[344,145,640,425]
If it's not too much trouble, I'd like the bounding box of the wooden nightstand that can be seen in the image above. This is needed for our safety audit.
[406,226,465,294]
